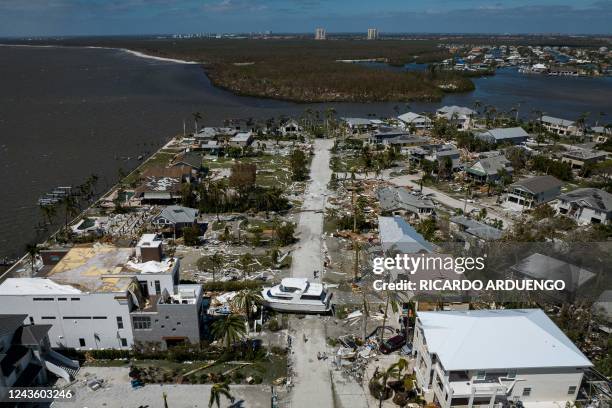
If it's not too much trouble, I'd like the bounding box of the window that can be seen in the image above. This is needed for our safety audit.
[70,297,80,301]
[58,298,67,301]
[568,386,577,395]
[41,316,56,320]
[154,280,161,294]
[33,297,54,301]
[120,338,128,347]
[79,338,86,347]
[522,388,532,397]
[133,316,151,330]
[93,316,107,320]
[475,371,486,381]
[116,316,124,329]
[63,316,91,320]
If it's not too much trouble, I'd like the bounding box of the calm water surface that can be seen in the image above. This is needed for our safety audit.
[0,46,611,259]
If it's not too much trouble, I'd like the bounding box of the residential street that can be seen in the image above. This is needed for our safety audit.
[289,138,335,408]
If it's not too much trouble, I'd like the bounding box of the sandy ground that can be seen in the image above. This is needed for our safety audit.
[56,367,272,408]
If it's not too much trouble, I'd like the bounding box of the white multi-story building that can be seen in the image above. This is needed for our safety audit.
[412,309,592,408]
[540,116,581,137]
[315,27,326,40]
[0,235,196,350]
[367,28,378,40]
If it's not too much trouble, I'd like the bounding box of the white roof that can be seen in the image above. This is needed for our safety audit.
[231,131,253,142]
[281,278,309,291]
[137,233,162,248]
[0,278,82,295]
[417,309,592,371]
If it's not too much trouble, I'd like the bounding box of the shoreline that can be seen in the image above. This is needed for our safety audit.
[0,133,179,283]
[0,43,200,65]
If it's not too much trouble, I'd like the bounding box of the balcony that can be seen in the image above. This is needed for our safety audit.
[449,381,507,398]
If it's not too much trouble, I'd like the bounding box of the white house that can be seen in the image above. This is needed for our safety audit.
[397,112,432,130]
[436,106,476,130]
[556,188,612,225]
[412,309,592,408]
[540,116,581,137]
[280,119,303,136]
[0,235,200,351]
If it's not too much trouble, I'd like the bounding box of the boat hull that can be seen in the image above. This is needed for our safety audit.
[262,300,332,314]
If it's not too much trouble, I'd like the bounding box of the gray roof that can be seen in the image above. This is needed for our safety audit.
[172,152,203,169]
[476,127,529,142]
[373,127,410,139]
[0,314,27,337]
[510,175,563,195]
[342,117,373,127]
[385,135,430,145]
[511,253,596,289]
[467,155,512,176]
[378,216,434,254]
[593,290,612,321]
[558,188,612,212]
[450,216,503,241]
[155,205,198,224]
[397,112,431,123]
[377,187,435,212]
[231,132,253,142]
[562,148,608,161]
[15,324,52,346]
[541,115,575,127]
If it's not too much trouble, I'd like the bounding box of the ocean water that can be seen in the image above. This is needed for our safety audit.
[0,45,611,260]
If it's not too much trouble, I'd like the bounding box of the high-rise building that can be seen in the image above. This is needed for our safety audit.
[315,27,326,40]
[367,28,378,40]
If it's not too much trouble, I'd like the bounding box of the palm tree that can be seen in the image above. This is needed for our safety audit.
[239,253,254,280]
[25,243,40,274]
[210,252,224,282]
[232,289,263,332]
[373,359,408,408]
[211,315,247,349]
[61,194,80,236]
[379,272,400,345]
[192,111,202,135]
[352,239,362,282]
[208,381,235,408]
[39,204,57,227]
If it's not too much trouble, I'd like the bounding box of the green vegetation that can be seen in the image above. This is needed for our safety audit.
[529,156,573,181]
[289,149,309,181]
[26,38,476,102]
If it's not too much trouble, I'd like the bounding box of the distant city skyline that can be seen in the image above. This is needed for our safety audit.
[0,0,611,37]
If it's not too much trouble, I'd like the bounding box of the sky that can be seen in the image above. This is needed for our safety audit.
[0,0,611,37]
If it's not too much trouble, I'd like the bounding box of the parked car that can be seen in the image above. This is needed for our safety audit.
[379,335,406,354]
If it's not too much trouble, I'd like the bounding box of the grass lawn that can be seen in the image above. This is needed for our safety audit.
[207,154,293,188]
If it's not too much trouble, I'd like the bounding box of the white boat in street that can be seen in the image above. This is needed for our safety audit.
[262,278,333,314]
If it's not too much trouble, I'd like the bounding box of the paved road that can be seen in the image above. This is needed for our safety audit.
[289,139,335,408]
